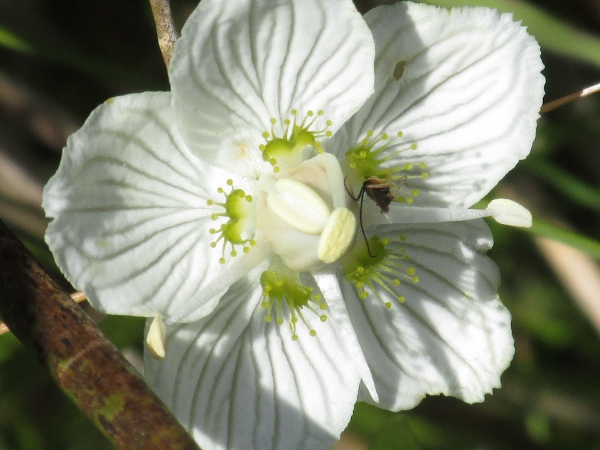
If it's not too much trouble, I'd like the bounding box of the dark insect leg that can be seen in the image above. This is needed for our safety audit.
[358,188,376,258]
[343,176,360,201]
[344,177,376,258]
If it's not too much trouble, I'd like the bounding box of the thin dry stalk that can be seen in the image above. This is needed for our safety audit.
[149,0,179,69]
[541,81,600,114]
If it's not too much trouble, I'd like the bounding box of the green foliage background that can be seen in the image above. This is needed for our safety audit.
[0,0,599,448]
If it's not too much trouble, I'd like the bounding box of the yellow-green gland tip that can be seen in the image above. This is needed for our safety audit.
[260,267,325,340]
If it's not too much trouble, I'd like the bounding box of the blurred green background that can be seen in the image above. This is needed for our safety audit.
[0,0,599,449]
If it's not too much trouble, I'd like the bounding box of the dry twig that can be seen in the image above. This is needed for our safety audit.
[149,0,179,69]
[540,81,600,114]
[0,219,199,450]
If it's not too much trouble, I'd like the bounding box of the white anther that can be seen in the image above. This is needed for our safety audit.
[317,207,357,263]
[486,199,532,227]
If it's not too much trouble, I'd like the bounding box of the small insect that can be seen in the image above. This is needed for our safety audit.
[362,176,395,213]
[345,176,406,257]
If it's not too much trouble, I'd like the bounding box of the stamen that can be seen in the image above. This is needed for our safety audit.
[486,199,532,227]
[317,207,356,263]
[375,199,532,228]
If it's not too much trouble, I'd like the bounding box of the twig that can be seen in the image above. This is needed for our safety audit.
[0,219,199,450]
[0,290,87,335]
[149,0,179,69]
[540,81,600,114]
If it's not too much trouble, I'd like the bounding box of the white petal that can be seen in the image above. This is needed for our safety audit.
[145,269,360,450]
[170,0,375,176]
[43,92,250,322]
[342,220,514,409]
[165,241,272,325]
[331,2,544,207]
[313,270,378,403]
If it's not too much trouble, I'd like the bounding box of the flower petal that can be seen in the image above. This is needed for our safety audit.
[342,219,513,409]
[313,269,378,403]
[145,269,360,450]
[170,0,375,176]
[332,2,544,207]
[43,92,251,322]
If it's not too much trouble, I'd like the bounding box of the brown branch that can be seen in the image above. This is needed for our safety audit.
[0,219,200,450]
[149,0,179,69]
[0,290,88,335]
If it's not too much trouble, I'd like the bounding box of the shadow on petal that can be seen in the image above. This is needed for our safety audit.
[145,264,361,450]
[344,220,513,411]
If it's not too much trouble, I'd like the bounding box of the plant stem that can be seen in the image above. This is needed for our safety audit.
[149,0,179,69]
[0,219,200,450]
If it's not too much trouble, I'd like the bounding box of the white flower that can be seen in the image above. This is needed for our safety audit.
[42,0,544,449]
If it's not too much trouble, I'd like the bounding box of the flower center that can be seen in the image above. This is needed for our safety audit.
[207,179,256,264]
[259,109,333,172]
[256,153,356,272]
[252,113,358,340]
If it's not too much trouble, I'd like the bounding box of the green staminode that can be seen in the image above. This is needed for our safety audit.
[344,130,412,181]
[260,266,326,341]
[343,235,390,298]
[259,109,332,172]
[344,130,425,204]
[343,235,416,307]
[207,179,256,264]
